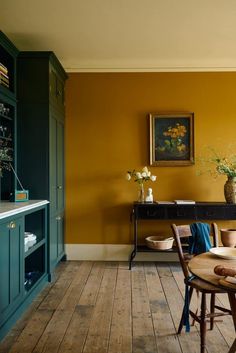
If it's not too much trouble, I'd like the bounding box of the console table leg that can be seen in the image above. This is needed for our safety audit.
[129,248,136,270]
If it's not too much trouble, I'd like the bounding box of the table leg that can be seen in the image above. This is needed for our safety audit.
[228,293,236,353]
[129,210,137,270]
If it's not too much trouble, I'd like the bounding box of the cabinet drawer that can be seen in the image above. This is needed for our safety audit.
[167,206,196,219]
[196,206,226,220]
[225,207,236,219]
[136,206,165,219]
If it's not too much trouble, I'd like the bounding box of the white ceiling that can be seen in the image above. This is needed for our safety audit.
[1,0,236,72]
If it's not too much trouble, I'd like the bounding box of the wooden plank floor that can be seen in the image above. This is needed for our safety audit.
[0,261,235,353]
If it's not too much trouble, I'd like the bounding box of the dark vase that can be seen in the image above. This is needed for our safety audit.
[224,176,236,204]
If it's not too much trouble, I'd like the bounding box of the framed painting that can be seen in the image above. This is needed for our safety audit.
[149,112,194,166]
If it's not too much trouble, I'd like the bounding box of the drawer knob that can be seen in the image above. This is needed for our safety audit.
[56,216,61,221]
[57,185,62,190]
[8,221,16,229]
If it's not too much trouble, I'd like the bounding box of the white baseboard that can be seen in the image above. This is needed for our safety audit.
[65,244,179,262]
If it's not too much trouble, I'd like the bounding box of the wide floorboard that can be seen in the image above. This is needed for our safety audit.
[0,261,234,353]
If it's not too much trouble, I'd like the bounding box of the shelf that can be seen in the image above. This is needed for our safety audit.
[24,271,44,292]
[24,239,45,258]
[0,136,12,142]
[136,244,188,253]
[0,113,12,121]
[137,244,178,253]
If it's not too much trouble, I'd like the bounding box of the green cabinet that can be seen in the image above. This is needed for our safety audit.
[0,201,49,340]
[17,52,67,272]
[0,217,23,325]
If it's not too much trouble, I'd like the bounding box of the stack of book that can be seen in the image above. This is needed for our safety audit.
[0,62,9,88]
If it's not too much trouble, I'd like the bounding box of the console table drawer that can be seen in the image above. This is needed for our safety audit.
[167,206,196,219]
[136,206,165,219]
[196,206,226,219]
[222,207,236,219]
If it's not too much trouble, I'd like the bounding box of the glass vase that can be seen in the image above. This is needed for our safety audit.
[138,183,145,203]
[224,176,236,204]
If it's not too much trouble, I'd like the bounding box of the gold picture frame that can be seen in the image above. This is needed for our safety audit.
[149,112,194,166]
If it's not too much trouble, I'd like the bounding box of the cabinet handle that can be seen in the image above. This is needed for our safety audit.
[7,221,16,229]
[57,185,62,190]
[56,90,62,97]
[56,216,61,221]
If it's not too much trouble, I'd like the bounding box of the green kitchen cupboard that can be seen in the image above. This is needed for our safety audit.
[17,52,67,273]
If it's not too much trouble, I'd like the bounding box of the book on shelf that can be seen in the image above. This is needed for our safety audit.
[0,74,9,84]
[156,201,175,204]
[174,200,196,204]
[0,63,8,75]
[0,70,9,80]
[0,80,9,88]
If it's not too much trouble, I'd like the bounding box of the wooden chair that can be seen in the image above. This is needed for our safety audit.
[171,223,231,353]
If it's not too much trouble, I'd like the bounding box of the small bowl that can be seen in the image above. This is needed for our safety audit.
[220,229,236,247]
[145,236,174,250]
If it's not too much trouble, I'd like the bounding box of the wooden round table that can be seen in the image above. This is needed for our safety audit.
[188,252,236,353]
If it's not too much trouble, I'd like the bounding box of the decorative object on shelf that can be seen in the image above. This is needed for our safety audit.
[126,166,156,203]
[145,187,153,203]
[0,62,9,89]
[0,103,10,117]
[145,236,174,250]
[9,163,29,202]
[220,228,236,247]
[0,142,13,176]
[149,112,194,166]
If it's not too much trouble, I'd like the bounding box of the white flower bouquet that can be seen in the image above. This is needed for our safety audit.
[126,166,157,184]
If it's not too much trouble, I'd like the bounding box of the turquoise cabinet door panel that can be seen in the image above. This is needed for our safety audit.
[0,218,23,324]
[50,110,64,215]
[50,213,64,269]
[57,120,64,213]
[49,112,57,216]
[49,216,57,269]
[57,213,64,259]
[0,224,10,314]
[10,221,23,303]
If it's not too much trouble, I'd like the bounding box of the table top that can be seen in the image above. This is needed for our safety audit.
[188,252,236,291]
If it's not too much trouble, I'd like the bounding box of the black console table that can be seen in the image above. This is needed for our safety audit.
[129,202,236,269]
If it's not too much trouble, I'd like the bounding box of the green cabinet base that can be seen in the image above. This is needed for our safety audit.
[0,201,49,342]
[0,274,49,341]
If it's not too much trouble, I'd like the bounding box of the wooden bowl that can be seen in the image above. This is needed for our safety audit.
[220,229,236,247]
[145,236,174,250]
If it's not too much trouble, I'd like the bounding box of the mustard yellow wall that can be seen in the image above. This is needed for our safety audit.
[65,72,236,244]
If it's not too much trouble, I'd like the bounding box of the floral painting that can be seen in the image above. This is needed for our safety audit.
[149,112,194,166]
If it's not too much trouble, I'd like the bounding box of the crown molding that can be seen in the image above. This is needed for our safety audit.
[65,66,236,73]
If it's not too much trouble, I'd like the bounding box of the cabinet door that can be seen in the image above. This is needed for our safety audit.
[57,213,64,259]
[0,218,23,324]
[49,112,57,216]
[57,119,64,212]
[49,213,64,270]
[49,64,65,112]
[50,110,64,215]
